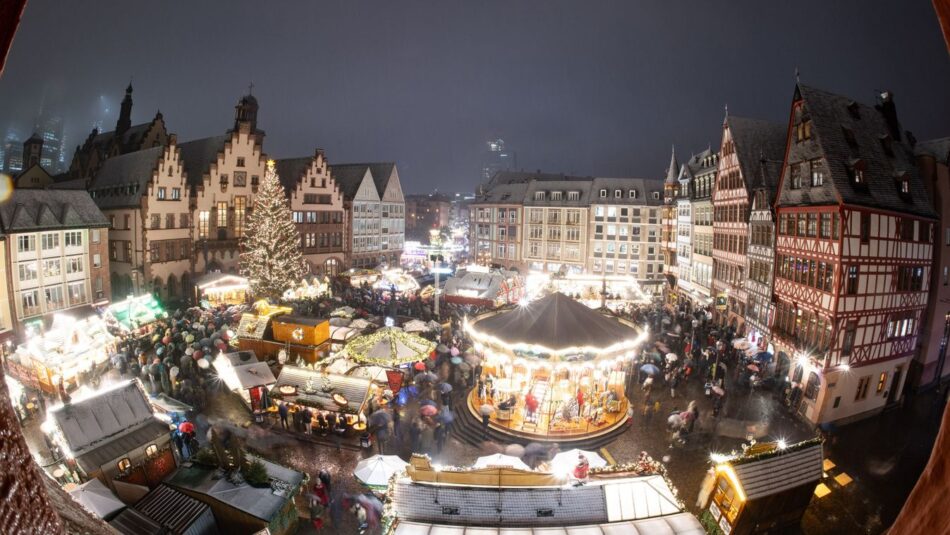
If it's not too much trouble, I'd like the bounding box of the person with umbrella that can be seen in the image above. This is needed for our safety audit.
[438,382,453,407]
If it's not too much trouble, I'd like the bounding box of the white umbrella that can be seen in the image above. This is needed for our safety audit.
[550,449,608,474]
[473,453,530,470]
[665,352,678,362]
[69,478,125,519]
[354,454,410,488]
[403,319,428,333]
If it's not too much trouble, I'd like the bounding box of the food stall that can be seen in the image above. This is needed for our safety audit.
[443,267,523,307]
[194,272,249,307]
[270,365,373,432]
[213,351,277,412]
[464,292,646,440]
[7,315,116,394]
[282,276,331,301]
[372,269,421,294]
[105,294,167,330]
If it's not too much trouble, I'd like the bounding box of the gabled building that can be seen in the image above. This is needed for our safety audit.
[687,149,719,309]
[88,137,193,301]
[275,150,346,275]
[330,162,406,268]
[471,173,530,271]
[14,133,55,189]
[523,177,592,274]
[712,116,786,335]
[0,189,111,337]
[588,177,664,282]
[68,85,168,184]
[772,85,936,424]
[179,94,267,275]
[745,154,786,354]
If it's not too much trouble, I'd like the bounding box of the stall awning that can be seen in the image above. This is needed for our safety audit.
[392,514,705,535]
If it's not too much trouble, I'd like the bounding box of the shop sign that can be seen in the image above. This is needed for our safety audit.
[709,501,722,521]
[719,516,732,534]
[715,293,727,311]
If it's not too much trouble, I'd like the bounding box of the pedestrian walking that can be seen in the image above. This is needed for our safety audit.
[670,374,680,399]
[278,402,289,429]
[302,407,313,435]
[481,412,490,440]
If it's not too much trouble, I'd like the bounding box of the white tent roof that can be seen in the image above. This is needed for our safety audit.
[49,380,154,455]
[355,455,410,487]
[69,478,125,519]
[473,454,530,471]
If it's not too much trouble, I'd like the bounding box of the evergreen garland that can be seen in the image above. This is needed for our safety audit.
[240,160,308,300]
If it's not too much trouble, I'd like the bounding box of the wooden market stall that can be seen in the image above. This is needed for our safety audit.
[699,439,823,535]
[236,302,331,364]
[464,292,645,440]
[194,272,249,307]
[269,365,374,433]
[213,351,277,412]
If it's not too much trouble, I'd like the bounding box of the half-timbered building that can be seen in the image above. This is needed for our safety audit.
[745,156,785,358]
[772,85,936,424]
[712,116,786,335]
[661,149,680,305]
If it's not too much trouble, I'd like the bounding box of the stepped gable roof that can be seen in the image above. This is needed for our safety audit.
[726,116,787,190]
[329,164,373,200]
[730,440,823,500]
[471,292,638,352]
[590,177,665,205]
[0,188,109,232]
[177,135,229,187]
[274,157,312,194]
[783,85,936,218]
[88,145,163,208]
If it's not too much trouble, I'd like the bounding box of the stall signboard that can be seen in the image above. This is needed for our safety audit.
[716,293,728,311]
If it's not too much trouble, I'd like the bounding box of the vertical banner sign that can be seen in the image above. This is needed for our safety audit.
[387,370,404,394]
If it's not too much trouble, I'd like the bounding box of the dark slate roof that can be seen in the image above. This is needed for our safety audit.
[177,135,229,187]
[369,162,397,197]
[329,164,373,200]
[134,484,216,535]
[665,147,679,183]
[274,157,312,194]
[74,420,171,474]
[0,189,109,232]
[917,137,950,163]
[471,292,639,352]
[783,85,936,218]
[488,170,589,187]
[332,162,397,197]
[88,146,163,209]
[474,181,529,204]
[589,178,664,206]
[731,442,823,500]
[524,179,593,206]
[109,508,163,535]
[727,116,788,192]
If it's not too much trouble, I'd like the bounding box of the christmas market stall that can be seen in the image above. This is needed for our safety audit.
[6,314,116,394]
[443,266,523,307]
[43,380,178,493]
[463,292,646,441]
[385,454,702,534]
[236,301,327,363]
[281,276,331,301]
[104,294,167,331]
[194,272,249,307]
[340,326,436,395]
[270,365,374,433]
[213,351,277,412]
[372,268,421,294]
[525,272,652,310]
[699,439,823,535]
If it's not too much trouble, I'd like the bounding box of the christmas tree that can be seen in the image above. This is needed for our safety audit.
[240,160,308,299]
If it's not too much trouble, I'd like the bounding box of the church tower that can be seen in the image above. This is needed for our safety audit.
[116,83,133,136]
[233,93,259,133]
[23,132,43,168]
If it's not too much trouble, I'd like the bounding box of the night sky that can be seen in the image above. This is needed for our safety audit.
[1,0,947,192]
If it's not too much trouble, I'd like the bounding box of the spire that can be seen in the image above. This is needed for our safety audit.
[116,83,133,136]
[665,145,679,184]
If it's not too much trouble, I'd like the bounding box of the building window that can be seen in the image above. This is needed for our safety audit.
[860,212,870,243]
[550,191,562,201]
[304,193,318,204]
[44,285,64,310]
[855,376,871,401]
[234,197,247,238]
[41,233,59,250]
[652,192,660,200]
[117,458,131,472]
[150,214,161,229]
[64,231,82,247]
[198,211,209,239]
[804,372,820,400]
[18,262,37,282]
[790,163,802,189]
[877,372,887,394]
[166,214,175,229]
[67,281,87,306]
[237,157,245,167]
[599,189,607,198]
[17,235,35,253]
[811,160,825,186]
[846,265,858,294]
[796,119,812,142]
[20,290,38,314]
[216,202,228,228]
[219,173,229,185]
[842,320,857,356]
[171,187,181,200]
[145,444,158,457]
[567,191,580,201]
[157,187,166,200]
[43,259,61,278]
[66,257,83,274]
[91,229,100,243]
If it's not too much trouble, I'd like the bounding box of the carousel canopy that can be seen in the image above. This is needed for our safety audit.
[469,292,639,355]
[342,327,435,367]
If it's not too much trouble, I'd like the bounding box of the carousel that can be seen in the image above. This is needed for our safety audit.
[464,292,646,440]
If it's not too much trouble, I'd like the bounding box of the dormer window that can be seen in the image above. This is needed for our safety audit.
[534,191,545,201]
[567,191,580,201]
[652,192,660,200]
[796,119,812,142]
[896,172,911,199]
[550,191,562,201]
[630,189,638,199]
[614,189,622,198]
[600,189,607,198]
[880,134,894,157]
[850,159,867,187]
[790,163,803,190]
[842,126,858,149]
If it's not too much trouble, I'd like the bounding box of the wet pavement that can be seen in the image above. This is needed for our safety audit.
[19,350,944,534]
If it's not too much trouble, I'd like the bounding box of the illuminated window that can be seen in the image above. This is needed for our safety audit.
[198,211,209,239]
[877,372,887,394]
[855,376,870,400]
[117,458,131,471]
[217,202,228,228]
[234,197,247,238]
[145,444,158,457]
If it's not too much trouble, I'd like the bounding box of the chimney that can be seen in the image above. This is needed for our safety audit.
[877,91,902,142]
